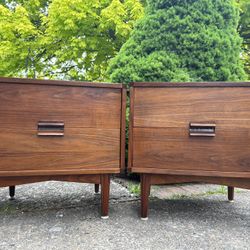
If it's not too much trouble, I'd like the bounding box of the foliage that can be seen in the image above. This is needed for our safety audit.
[0,4,38,76]
[128,183,140,195]
[108,0,247,84]
[237,0,250,78]
[0,0,144,80]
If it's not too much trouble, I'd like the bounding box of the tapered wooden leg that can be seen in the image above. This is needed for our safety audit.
[95,184,100,194]
[141,174,151,220]
[101,174,110,219]
[9,186,15,200]
[228,186,234,202]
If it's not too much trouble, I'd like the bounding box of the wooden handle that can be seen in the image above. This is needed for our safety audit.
[37,121,64,137]
[189,122,216,137]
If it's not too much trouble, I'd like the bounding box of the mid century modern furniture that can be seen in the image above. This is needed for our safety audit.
[0,77,126,218]
[129,82,250,220]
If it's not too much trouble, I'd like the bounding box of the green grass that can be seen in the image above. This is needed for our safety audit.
[205,186,227,195]
[169,186,241,200]
[128,183,141,195]
[171,194,190,200]
[0,203,17,214]
[127,184,241,199]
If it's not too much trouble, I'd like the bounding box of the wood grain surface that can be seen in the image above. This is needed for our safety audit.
[0,77,123,89]
[130,84,250,178]
[134,87,250,128]
[0,83,121,128]
[0,79,124,176]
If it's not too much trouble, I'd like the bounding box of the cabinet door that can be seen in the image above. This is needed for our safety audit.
[131,87,250,177]
[0,83,122,176]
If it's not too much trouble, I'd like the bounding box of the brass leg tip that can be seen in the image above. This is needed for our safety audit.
[141,217,148,221]
[228,200,234,203]
[101,216,109,219]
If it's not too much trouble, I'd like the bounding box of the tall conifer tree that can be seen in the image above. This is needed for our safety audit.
[109,0,246,84]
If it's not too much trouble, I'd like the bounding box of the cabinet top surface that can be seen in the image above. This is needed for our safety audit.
[131,82,250,88]
[0,77,124,89]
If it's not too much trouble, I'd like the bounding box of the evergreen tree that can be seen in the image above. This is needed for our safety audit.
[238,0,250,78]
[108,0,247,84]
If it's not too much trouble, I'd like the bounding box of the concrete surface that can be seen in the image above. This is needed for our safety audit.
[115,177,239,199]
[0,180,249,250]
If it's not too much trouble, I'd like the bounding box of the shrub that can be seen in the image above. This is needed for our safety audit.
[108,0,247,84]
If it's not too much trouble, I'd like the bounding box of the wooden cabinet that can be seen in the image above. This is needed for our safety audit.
[0,77,126,218]
[129,82,250,219]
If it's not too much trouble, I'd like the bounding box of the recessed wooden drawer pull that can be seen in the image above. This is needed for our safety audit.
[189,122,216,137]
[37,121,64,137]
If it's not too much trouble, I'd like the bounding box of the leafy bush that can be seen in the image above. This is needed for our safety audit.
[0,0,144,80]
[108,0,247,84]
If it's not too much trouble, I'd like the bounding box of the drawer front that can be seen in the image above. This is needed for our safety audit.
[131,87,250,176]
[0,83,122,175]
